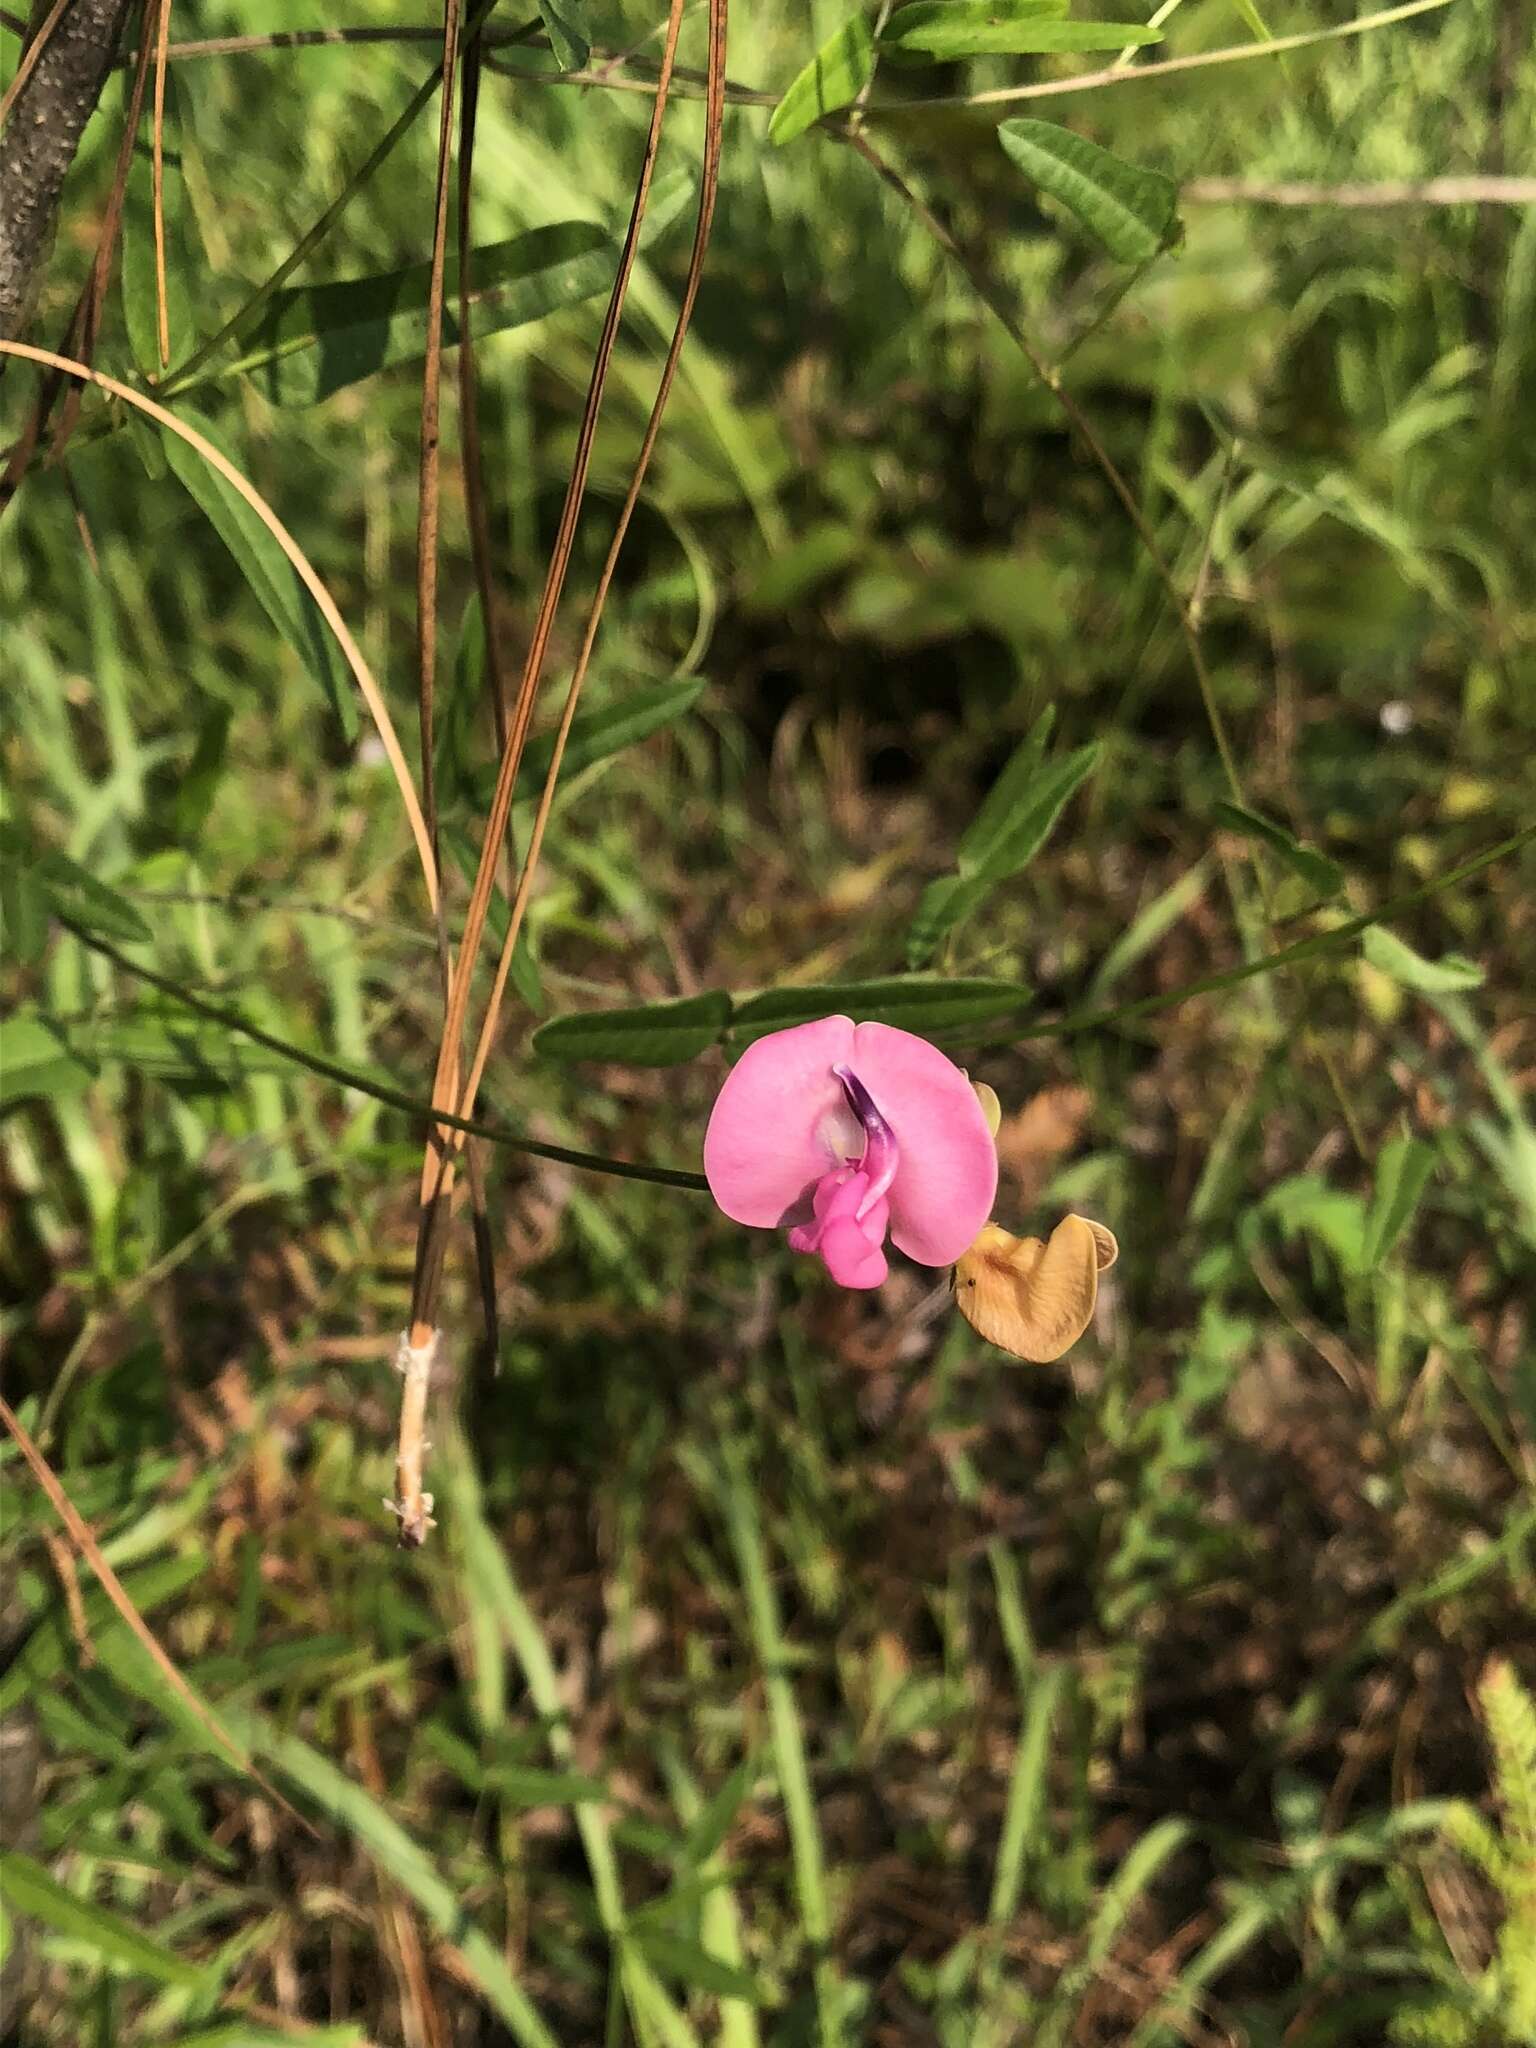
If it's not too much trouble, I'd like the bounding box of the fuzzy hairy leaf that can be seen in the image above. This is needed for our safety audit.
[730,976,1032,1044]
[768,14,874,145]
[998,120,1179,264]
[533,992,733,1065]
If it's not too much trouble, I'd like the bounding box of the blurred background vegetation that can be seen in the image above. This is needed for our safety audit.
[2,1,1534,2043]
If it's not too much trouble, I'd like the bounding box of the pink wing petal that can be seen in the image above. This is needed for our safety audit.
[703,1015,857,1227]
[848,1022,997,1265]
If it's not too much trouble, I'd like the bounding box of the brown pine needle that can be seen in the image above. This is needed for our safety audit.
[151,0,173,369]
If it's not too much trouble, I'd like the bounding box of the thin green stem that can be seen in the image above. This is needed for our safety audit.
[1027,824,1536,1040]
[59,918,711,1192]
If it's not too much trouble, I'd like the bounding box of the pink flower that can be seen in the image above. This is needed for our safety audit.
[703,1016,998,1290]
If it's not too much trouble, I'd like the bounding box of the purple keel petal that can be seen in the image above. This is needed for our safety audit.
[848,1022,998,1265]
[703,1015,857,1227]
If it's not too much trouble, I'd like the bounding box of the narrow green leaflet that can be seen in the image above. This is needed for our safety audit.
[539,0,590,70]
[629,1928,769,2006]
[966,742,1099,884]
[160,409,357,738]
[998,121,1179,265]
[1362,926,1485,995]
[1230,0,1278,47]
[957,710,1057,874]
[768,14,874,146]
[0,1012,95,1110]
[0,1850,207,1988]
[958,745,1097,888]
[503,676,708,803]
[1086,859,1209,999]
[907,739,1100,966]
[533,992,733,1066]
[0,820,152,958]
[1213,801,1345,897]
[885,3,1158,61]
[222,224,616,408]
[730,977,1032,1044]
[904,873,993,969]
[1362,1135,1435,1269]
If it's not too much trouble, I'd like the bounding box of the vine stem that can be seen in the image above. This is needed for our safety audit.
[60,916,714,1190]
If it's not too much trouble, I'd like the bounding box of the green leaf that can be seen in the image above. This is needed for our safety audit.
[730,976,1031,1043]
[742,521,862,611]
[173,704,235,841]
[1362,926,1485,995]
[226,223,619,408]
[997,120,1179,264]
[539,0,590,70]
[768,14,874,146]
[1363,1135,1435,1269]
[487,1765,612,1807]
[903,873,994,969]
[533,992,732,1066]
[504,676,708,803]
[160,409,358,739]
[1213,802,1345,897]
[683,1752,758,1865]
[1257,1174,1368,1280]
[1230,0,1277,45]
[0,821,152,950]
[0,1849,207,1987]
[907,739,1099,965]
[1086,859,1209,999]
[886,4,1159,61]
[957,713,1061,874]
[629,1928,768,2005]
[0,1010,97,1110]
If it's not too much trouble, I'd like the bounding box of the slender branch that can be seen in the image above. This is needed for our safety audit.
[890,0,1460,111]
[54,823,1534,1180]
[841,128,1376,1155]
[63,0,1461,135]
[1182,174,1536,208]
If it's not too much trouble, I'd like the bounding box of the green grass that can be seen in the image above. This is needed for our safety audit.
[2,1,1534,2043]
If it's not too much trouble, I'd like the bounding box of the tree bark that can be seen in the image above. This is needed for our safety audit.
[0,0,134,341]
